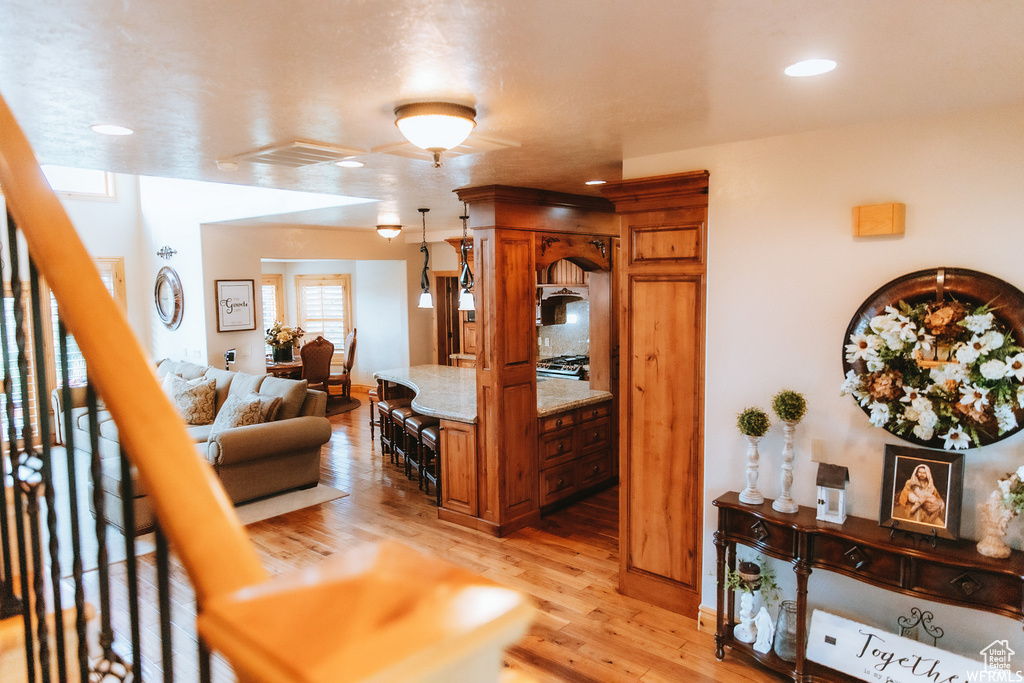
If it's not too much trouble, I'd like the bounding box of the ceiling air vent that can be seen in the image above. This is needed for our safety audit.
[233,141,366,168]
[370,133,519,162]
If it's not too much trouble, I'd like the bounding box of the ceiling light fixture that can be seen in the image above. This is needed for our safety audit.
[417,208,433,309]
[216,160,239,171]
[458,203,475,311]
[784,59,837,77]
[585,180,606,186]
[335,159,365,168]
[376,224,402,241]
[394,102,476,168]
[90,123,134,136]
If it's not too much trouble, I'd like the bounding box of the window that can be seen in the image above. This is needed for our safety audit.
[40,165,116,201]
[261,274,284,355]
[51,258,125,388]
[295,274,351,358]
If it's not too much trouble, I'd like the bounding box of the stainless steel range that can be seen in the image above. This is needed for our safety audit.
[536,354,589,380]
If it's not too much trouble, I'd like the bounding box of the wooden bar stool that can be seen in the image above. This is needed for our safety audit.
[420,425,441,505]
[404,413,440,482]
[368,386,379,439]
[390,404,419,471]
[377,397,411,462]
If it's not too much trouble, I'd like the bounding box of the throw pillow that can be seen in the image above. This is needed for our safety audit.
[258,376,308,421]
[162,374,217,425]
[208,393,265,438]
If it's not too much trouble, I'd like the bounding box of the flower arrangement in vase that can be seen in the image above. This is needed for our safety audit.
[977,466,1024,558]
[772,389,807,514]
[737,407,771,505]
[266,321,304,362]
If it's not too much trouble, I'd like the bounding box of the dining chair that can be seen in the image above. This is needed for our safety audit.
[299,335,334,392]
[327,328,356,398]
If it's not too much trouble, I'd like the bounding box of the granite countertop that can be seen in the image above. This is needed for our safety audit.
[373,365,612,423]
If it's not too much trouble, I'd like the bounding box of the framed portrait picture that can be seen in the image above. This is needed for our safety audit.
[879,444,963,540]
[215,279,256,332]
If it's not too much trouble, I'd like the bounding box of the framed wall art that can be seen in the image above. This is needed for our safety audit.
[879,444,963,540]
[215,279,256,332]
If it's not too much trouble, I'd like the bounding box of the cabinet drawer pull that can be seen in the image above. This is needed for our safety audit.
[592,465,600,474]
[844,545,868,570]
[750,520,770,542]
[557,443,564,452]
[556,478,565,488]
[594,431,601,440]
[591,409,599,418]
[556,418,563,427]
[951,572,982,597]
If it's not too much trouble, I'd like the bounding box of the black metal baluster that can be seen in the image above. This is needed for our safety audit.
[119,447,143,681]
[58,318,89,682]
[86,383,128,682]
[198,636,212,683]
[156,524,174,683]
[23,454,50,683]
[5,208,36,682]
[29,258,68,681]
[0,224,20,618]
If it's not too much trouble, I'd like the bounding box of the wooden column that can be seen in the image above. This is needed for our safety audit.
[601,171,709,616]
[455,186,616,536]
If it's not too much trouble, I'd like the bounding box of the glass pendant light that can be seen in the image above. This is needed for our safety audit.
[457,204,475,311]
[418,208,433,308]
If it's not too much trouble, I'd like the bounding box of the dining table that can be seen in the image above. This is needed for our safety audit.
[265,359,303,378]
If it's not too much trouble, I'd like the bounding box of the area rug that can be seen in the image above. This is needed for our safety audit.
[325,396,361,416]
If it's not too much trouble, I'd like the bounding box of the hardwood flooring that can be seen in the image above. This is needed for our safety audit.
[63,389,784,682]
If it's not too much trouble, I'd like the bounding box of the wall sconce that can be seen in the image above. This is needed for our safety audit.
[417,208,433,309]
[394,102,476,168]
[156,245,177,260]
[458,204,475,311]
[376,224,402,241]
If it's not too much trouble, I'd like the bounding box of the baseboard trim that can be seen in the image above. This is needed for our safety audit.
[697,604,716,634]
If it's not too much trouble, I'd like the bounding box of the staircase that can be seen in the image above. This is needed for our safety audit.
[0,90,534,682]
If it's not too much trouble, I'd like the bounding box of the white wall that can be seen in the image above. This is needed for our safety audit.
[624,101,1024,657]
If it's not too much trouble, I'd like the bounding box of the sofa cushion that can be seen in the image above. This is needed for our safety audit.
[203,367,235,412]
[259,377,308,421]
[176,361,208,380]
[156,359,176,378]
[209,393,265,436]
[162,374,217,425]
[187,424,214,442]
[227,372,266,401]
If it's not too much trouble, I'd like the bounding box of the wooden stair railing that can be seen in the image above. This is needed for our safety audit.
[0,91,534,681]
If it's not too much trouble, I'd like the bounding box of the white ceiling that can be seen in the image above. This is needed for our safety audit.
[2,0,1023,234]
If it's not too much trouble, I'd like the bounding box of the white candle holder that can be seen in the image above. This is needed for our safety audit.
[733,590,757,643]
[772,420,799,514]
[738,435,764,505]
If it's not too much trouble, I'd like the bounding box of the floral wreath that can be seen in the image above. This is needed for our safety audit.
[841,298,1024,450]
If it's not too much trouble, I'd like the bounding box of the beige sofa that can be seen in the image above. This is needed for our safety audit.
[52,358,333,533]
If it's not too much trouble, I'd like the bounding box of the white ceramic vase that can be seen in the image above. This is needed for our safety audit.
[772,421,799,514]
[738,435,764,505]
[977,490,1014,559]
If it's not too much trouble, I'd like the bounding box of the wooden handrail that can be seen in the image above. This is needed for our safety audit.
[0,92,266,601]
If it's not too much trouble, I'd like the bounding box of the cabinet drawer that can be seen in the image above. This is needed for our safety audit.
[579,417,611,451]
[540,462,576,506]
[578,450,612,489]
[579,402,611,423]
[539,411,575,435]
[539,431,575,468]
[813,536,903,589]
[723,509,797,557]
[912,559,1022,617]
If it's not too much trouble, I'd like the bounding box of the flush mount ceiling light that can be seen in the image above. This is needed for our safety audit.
[335,158,365,168]
[784,59,837,77]
[90,123,134,136]
[394,102,476,168]
[376,224,402,241]
[585,180,606,186]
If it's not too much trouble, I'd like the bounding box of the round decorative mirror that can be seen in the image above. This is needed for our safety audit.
[154,266,183,330]
[841,267,1024,451]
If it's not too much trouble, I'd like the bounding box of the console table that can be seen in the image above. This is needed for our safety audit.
[713,491,1024,682]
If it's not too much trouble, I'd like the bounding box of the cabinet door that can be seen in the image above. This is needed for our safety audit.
[440,420,478,516]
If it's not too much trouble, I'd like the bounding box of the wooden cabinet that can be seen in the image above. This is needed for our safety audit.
[461,320,477,355]
[439,420,478,517]
[537,400,614,511]
[602,172,709,617]
[714,491,1024,682]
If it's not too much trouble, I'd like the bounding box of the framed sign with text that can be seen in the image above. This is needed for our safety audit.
[215,279,256,332]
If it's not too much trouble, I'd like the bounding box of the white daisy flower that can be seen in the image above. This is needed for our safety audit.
[955,339,983,364]
[994,402,1017,433]
[960,383,990,411]
[912,425,934,441]
[962,312,994,335]
[912,329,934,353]
[941,427,970,450]
[1005,353,1024,382]
[845,333,883,362]
[868,402,890,427]
[980,359,1007,381]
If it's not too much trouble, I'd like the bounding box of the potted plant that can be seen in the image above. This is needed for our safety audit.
[771,389,807,513]
[737,407,770,504]
[266,321,305,362]
[723,556,780,644]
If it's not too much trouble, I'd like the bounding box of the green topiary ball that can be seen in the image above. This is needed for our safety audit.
[772,389,807,423]
[737,407,771,438]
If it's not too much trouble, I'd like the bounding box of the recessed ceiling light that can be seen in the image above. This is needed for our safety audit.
[335,159,365,168]
[784,59,837,77]
[585,180,606,186]
[90,123,134,136]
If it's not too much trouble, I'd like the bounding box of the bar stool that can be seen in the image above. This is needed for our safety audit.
[390,403,420,471]
[404,413,440,482]
[420,425,441,505]
[377,397,411,462]
[368,386,379,439]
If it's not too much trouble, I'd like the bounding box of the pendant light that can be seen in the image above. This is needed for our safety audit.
[458,204,475,311]
[417,208,433,309]
[394,102,476,168]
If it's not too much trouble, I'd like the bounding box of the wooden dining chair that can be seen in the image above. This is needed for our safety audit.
[299,335,335,392]
[327,328,356,398]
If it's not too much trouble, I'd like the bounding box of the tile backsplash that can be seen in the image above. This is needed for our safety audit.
[538,300,589,358]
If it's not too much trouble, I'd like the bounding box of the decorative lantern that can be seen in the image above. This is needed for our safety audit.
[816,463,849,524]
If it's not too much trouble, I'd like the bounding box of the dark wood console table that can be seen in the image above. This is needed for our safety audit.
[713,491,1024,682]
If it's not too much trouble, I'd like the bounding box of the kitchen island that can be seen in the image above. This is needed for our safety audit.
[374,365,615,534]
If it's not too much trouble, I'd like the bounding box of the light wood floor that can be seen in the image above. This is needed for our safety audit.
[80,389,785,682]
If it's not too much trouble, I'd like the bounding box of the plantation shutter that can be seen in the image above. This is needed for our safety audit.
[296,274,351,350]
